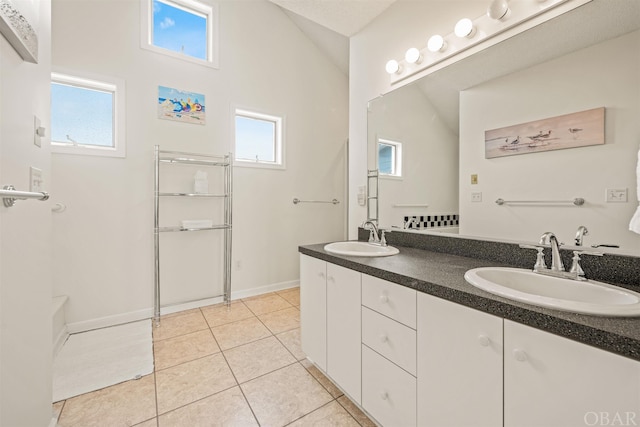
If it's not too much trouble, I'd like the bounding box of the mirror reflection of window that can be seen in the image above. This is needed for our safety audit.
[378,138,402,177]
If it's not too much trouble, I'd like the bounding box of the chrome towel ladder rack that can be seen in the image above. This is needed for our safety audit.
[154,146,233,325]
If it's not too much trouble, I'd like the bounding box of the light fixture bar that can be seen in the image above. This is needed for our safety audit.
[388,0,591,84]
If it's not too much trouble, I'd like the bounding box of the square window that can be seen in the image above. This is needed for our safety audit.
[141,0,219,68]
[378,138,402,177]
[51,72,126,158]
[234,109,284,169]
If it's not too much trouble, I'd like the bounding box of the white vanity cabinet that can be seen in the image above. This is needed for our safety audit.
[417,292,503,427]
[301,252,640,427]
[299,254,362,403]
[300,254,327,371]
[504,320,640,427]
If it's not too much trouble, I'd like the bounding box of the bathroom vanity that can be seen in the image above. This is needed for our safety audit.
[299,237,640,427]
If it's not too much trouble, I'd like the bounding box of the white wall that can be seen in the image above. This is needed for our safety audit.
[0,0,53,424]
[51,0,348,329]
[349,0,485,239]
[460,30,640,254]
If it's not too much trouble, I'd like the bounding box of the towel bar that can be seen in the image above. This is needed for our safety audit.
[1,185,49,208]
[293,198,339,205]
[495,197,585,206]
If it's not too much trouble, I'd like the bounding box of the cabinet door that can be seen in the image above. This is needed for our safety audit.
[505,320,640,427]
[299,254,327,372]
[417,293,503,427]
[327,263,362,403]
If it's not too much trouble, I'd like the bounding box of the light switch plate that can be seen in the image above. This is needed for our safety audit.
[34,116,42,147]
[605,188,627,203]
[30,167,43,192]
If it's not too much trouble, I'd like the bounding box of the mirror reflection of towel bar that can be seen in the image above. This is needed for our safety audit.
[293,198,339,205]
[495,197,585,206]
[1,185,49,208]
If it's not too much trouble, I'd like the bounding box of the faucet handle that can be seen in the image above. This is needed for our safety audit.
[519,244,547,271]
[569,250,603,280]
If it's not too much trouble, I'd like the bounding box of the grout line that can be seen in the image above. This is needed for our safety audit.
[282,399,338,426]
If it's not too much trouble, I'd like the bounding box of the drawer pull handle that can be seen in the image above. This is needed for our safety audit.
[379,294,389,304]
[380,391,389,400]
[478,335,491,347]
[513,349,528,362]
[379,334,388,343]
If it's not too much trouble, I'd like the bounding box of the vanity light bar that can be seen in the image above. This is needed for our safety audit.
[386,0,591,84]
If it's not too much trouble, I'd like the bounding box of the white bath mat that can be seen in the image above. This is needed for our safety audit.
[53,319,154,402]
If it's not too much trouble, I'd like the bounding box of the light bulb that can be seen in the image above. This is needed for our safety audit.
[454,18,476,38]
[405,48,422,64]
[385,59,400,74]
[487,0,510,20]
[427,35,446,53]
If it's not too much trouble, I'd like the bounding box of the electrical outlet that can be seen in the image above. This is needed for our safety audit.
[471,192,482,202]
[606,188,627,203]
[30,167,43,192]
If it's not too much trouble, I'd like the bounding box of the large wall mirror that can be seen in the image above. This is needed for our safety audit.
[368,0,640,256]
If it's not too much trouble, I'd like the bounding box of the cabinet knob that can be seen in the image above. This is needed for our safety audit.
[478,335,491,347]
[379,294,389,304]
[513,349,528,362]
[318,272,325,279]
[379,334,388,343]
[327,276,335,283]
[379,391,389,400]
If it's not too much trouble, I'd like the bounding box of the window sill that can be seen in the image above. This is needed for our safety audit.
[234,160,285,171]
[51,144,125,159]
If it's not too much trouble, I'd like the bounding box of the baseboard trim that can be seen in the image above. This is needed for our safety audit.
[66,308,153,334]
[231,280,299,300]
[53,326,69,357]
[65,280,300,333]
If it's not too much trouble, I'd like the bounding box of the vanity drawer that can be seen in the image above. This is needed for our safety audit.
[362,306,416,375]
[362,345,417,427]
[362,274,416,328]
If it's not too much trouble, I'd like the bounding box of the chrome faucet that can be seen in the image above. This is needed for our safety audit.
[575,226,588,246]
[362,220,388,247]
[521,231,604,281]
[539,232,564,272]
[362,220,380,243]
[404,217,418,229]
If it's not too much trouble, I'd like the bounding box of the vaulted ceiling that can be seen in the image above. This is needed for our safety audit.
[267,0,398,75]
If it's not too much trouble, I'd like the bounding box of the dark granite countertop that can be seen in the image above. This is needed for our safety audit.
[299,243,640,362]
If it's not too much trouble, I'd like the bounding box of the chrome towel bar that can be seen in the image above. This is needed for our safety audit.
[1,185,49,208]
[496,197,585,206]
[293,198,340,205]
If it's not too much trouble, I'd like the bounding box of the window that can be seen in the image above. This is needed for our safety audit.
[51,72,126,158]
[141,0,219,68]
[378,138,402,177]
[234,109,284,169]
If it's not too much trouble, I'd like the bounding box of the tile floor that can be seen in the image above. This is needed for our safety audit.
[53,287,376,427]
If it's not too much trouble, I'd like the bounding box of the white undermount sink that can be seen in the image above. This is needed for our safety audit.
[464,267,640,317]
[324,241,399,257]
